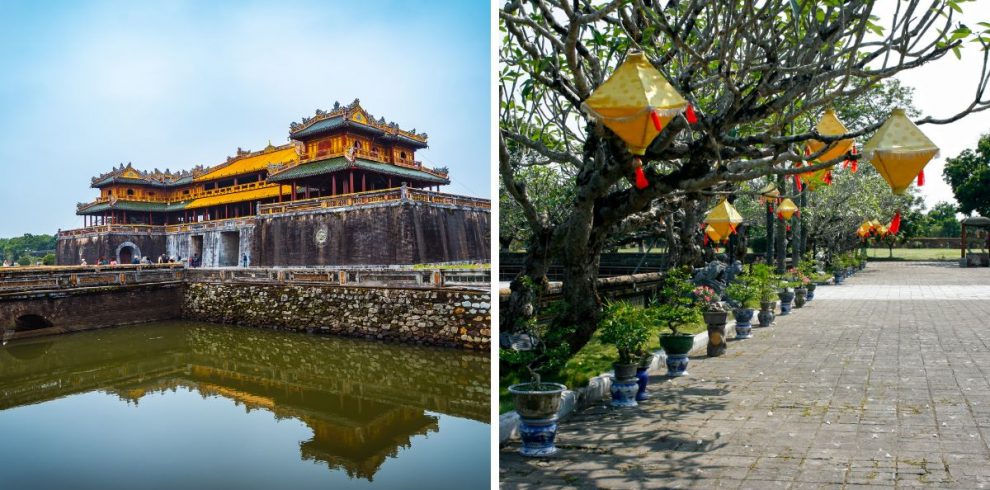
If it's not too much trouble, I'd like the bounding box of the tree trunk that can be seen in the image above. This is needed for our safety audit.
[502,231,552,334]
[677,197,703,267]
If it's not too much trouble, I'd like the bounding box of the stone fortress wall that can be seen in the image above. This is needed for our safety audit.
[57,199,489,268]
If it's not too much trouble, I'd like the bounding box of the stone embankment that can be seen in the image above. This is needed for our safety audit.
[183,282,490,349]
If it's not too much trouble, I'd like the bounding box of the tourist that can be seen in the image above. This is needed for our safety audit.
[80,258,88,266]
[242,254,248,267]
[140,256,151,265]
[192,253,200,268]
[131,256,140,265]
[109,259,117,265]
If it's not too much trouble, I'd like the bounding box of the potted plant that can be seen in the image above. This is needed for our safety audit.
[725,279,758,339]
[832,257,846,284]
[653,267,702,376]
[777,280,796,315]
[750,263,778,327]
[790,269,810,308]
[798,257,819,301]
[599,301,653,408]
[695,285,729,357]
[501,315,573,457]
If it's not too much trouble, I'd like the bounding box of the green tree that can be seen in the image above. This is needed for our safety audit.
[500,0,990,356]
[42,253,56,266]
[0,233,57,263]
[926,201,962,237]
[943,134,990,217]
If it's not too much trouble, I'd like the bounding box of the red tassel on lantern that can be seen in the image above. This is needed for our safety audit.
[889,211,902,235]
[650,111,663,131]
[824,171,833,185]
[685,105,698,124]
[851,159,858,173]
[634,166,648,189]
[703,234,709,246]
[917,169,925,187]
[777,211,784,220]
[786,224,791,232]
[794,174,803,192]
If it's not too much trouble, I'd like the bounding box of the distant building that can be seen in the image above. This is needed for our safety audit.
[58,99,490,266]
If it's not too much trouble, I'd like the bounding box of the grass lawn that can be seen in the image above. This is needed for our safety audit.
[499,320,707,414]
[865,248,960,261]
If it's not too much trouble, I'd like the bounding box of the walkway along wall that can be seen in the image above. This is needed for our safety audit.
[0,265,490,349]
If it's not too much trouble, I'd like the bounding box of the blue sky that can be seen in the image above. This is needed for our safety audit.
[0,0,490,236]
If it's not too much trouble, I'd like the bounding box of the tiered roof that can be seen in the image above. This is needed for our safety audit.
[288,99,429,149]
[90,163,198,188]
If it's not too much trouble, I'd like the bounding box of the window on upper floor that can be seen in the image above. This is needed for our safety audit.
[400,151,407,160]
[126,189,134,196]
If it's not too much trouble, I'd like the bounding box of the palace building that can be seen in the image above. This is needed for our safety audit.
[57,99,490,267]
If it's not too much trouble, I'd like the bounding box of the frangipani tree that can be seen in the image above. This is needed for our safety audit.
[500,0,990,354]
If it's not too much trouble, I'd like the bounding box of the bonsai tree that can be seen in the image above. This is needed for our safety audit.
[650,267,702,335]
[749,263,781,304]
[725,279,759,310]
[499,304,575,390]
[598,301,652,366]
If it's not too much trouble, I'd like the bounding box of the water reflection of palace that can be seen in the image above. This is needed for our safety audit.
[0,322,489,481]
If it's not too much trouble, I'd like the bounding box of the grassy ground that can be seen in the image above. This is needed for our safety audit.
[499,320,707,414]
[865,248,960,261]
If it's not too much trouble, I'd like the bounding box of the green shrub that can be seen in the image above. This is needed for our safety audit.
[598,301,653,364]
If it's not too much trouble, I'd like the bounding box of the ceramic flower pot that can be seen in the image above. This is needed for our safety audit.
[794,287,807,308]
[758,301,775,327]
[509,382,567,457]
[660,333,693,376]
[806,283,817,301]
[610,362,639,407]
[732,308,754,339]
[834,271,844,284]
[778,290,794,315]
[635,355,652,401]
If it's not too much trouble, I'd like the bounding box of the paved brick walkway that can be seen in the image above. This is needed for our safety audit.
[501,262,990,489]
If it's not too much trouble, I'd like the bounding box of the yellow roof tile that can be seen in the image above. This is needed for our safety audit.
[185,185,286,209]
[194,146,299,182]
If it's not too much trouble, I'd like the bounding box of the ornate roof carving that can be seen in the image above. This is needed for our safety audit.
[90,162,197,186]
[289,98,428,143]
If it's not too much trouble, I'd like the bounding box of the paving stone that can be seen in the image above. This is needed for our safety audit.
[501,263,990,488]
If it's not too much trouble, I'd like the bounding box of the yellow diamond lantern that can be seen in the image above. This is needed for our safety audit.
[704,198,744,238]
[704,224,724,243]
[863,108,939,194]
[582,52,689,155]
[800,109,853,191]
[777,198,799,220]
[806,108,855,165]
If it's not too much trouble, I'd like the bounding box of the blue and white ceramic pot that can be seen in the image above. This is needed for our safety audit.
[509,382,567,457]
[733,308,753,339]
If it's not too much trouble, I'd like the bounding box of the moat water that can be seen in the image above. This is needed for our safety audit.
[0,321,490,489]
